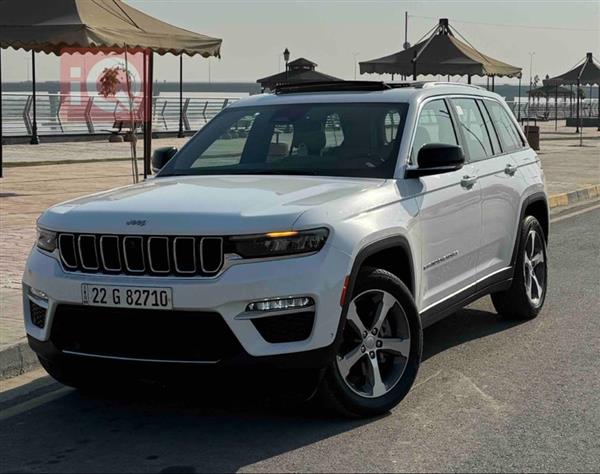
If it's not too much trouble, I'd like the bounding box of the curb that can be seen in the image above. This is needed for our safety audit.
[4,157,131,168]
[1,184,599,381]
[548,184,600,209]
[0,340,39,380]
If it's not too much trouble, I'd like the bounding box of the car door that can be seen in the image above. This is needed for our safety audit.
[475,98,525,279]
[411,98,482,312]
[449,97,513,282]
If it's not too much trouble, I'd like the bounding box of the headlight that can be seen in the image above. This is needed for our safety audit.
[229,228,329,258]
[37,227,57,252]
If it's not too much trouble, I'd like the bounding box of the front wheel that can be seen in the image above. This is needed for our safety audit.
[317,268,422,418]
[492,215,548,320]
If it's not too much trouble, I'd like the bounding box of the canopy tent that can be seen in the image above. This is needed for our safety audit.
[257,57,341,91]
[544,53,600,87]
[528,84,575,99]
[0,0,222,177]
[359,18,521,84]
[544,53,600,134]
[528,83,577,131]
[0,0,221,56]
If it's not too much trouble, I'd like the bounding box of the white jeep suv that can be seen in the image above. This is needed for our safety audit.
[23,81,549,417]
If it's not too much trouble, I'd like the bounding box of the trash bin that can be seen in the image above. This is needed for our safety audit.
[523,125,540,150]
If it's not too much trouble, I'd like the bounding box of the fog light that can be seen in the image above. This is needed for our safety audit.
[247,296,314,312]
[29,287,48,301]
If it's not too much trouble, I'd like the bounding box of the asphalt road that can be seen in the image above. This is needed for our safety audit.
[1,206,599,473]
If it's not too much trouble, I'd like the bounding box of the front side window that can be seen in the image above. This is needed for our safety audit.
[452,98,494,162]
[484,100,525,152]
[159,103,408,179]
[411,99,458,163]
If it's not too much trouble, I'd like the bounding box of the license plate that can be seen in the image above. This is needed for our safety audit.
[82,284,172,310]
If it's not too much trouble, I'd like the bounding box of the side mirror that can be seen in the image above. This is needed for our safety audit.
[151,146,178,173]
[405,143,465,178]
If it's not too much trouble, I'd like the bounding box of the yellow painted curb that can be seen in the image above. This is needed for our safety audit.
[549,185,600,209]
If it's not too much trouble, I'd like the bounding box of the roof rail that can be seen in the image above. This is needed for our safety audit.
[274,81,391,94]
[420,81,486,90]
[272,80,486,95]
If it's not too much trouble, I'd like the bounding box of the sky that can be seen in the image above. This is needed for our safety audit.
[1,0,598,85]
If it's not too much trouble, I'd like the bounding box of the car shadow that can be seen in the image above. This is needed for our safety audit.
[0,377,375,473]
[0,306,525,472]
[422,305,525,361]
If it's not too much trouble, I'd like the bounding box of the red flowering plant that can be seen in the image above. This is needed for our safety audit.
[98,56,140,182]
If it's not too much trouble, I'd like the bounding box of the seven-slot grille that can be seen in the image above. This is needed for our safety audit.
[58,233,224,277]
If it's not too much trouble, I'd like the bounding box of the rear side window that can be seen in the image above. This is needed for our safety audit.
[452,98,493,162]
[484,100,525,152]
[478,100,502,155]
[411,99,458,162]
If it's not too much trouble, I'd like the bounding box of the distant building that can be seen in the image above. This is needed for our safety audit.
[257,57,342,91]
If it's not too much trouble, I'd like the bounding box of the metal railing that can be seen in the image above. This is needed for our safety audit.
[1,93,240,137]
[2,93,597,139]
[506,100,599,122]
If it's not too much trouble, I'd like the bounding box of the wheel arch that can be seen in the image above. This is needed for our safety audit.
[347,236,416,300]
[510,192,549,269]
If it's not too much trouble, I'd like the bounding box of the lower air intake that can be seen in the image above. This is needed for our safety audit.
[252,311,315,343]
[51,305,243,362]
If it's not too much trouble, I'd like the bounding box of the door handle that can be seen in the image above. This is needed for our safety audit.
[461,175,478,189]
[504,164,517,176]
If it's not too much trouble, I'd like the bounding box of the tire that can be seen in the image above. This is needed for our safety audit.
[492,215,548,320]
[317,268,422,418]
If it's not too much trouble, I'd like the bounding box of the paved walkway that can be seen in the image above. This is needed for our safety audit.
[3,137,191,165]
[1,134,598,354]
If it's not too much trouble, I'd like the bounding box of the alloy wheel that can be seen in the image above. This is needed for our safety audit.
[523,229,546,307]
[336,289,411,398]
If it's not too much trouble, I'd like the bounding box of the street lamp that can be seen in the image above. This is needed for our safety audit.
[178,55,184,138]
[283,48,290,83]
[529,52,535,88]
[527,52,535,127]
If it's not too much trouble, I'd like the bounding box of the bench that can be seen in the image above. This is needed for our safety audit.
[111,120,143,134]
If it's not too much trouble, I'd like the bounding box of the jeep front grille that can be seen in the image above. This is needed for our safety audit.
[58,233,224,277]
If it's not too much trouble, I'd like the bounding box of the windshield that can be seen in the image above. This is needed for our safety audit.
[158,102,409,179]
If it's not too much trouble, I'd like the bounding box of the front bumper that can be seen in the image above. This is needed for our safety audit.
[23,243,351,367]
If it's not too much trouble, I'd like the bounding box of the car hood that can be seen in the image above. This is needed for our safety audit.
[39,175,387,235]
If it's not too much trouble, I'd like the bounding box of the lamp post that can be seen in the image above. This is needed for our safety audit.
[517,74,522,121]
[178,55,184,138]
[283,48,290,83]
[30,51,39,145]
[527,52,535,127]
[1,48,3,178]
[528,52,535,87]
